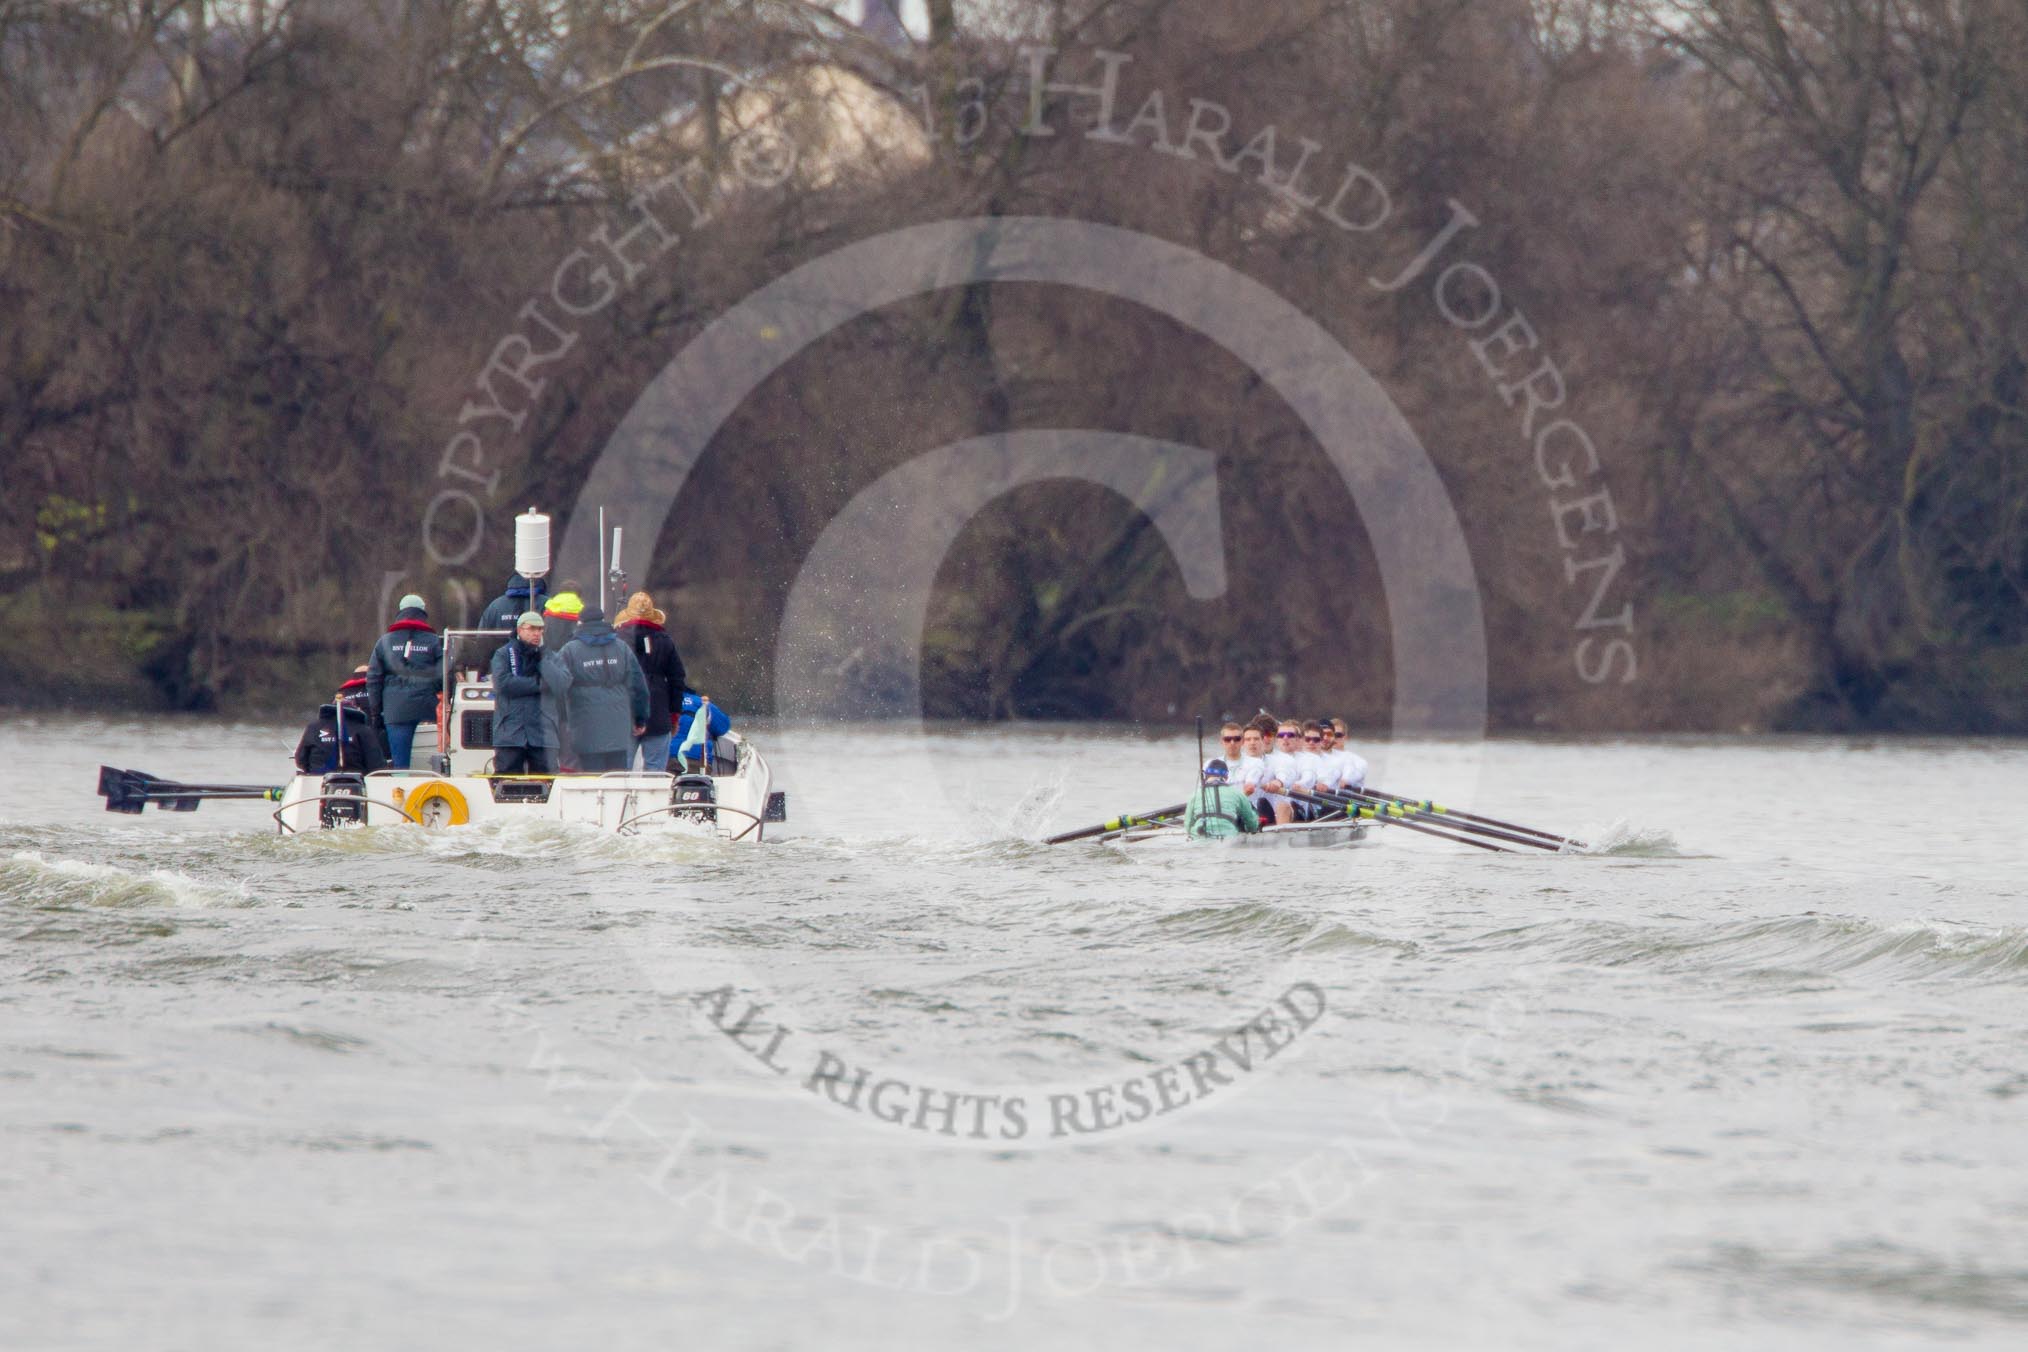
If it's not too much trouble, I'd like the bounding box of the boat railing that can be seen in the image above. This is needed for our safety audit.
[440,629,514,718]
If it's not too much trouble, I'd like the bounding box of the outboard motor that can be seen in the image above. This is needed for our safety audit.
[671,773,716,825]
[320,772,367,828]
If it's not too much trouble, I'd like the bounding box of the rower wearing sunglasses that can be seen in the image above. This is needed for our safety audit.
[1236,722,1274,821]
[1256,717,1306,825]
[1214,722,1262,804]
[1319,717,1370,795]
[1286,720,1332,821]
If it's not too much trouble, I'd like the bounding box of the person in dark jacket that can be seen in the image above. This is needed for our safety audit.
[334,665,370,707]
[293,689,390,775]
[615,591,687,772]
[366,594,444,769]
[488,612,555,775]
[542,604,649,772]
[478,572,547,632]
[539,583,585,764]
[332,664,389,764]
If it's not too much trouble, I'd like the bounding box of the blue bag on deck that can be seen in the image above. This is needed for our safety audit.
[668,692,732,761]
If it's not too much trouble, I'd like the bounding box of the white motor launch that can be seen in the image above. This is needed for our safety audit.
[264,633,782,840]
[96,503,788,842]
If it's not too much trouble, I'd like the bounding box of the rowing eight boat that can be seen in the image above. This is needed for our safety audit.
[1106,818,1373,848]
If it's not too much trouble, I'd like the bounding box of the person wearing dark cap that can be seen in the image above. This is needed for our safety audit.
[488,612,555,775]
[542,603,650,773]
[366,593,444,768]
[334,664,387,763]
[293,668,390,775]
[1183,758,1261,840]
[478,572,547,632]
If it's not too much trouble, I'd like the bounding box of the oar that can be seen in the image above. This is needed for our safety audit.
[117,768,280,794]
[1320,787,1561,853]
[1045,803,1188,845]
[1304,790,1512,853]
[97,767,282,814]
[1098,819,1182,843]
[1364,785,1585,851]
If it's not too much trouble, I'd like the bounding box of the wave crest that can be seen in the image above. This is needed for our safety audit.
[1466,914,2028,984]
[1,850,250,910]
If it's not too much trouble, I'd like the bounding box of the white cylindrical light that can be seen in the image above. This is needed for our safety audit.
[515,509,551,578]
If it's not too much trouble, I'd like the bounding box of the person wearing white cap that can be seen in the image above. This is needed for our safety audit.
[366,594,443,768]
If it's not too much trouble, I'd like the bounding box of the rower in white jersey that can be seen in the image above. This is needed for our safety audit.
[1286,719,1328,821]
[1307,718,1341,796]
[1281,718,1329,821]
[1260,717,1305,825]
[1305,715,1345,795]
[1324,717,1370,793]
[1232,722,1272,821]
[1214,722,1256,800]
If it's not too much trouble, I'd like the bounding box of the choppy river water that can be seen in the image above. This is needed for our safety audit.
[2,715,2024,1349]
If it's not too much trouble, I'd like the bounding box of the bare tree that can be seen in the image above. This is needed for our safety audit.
[1647,0,2025,725]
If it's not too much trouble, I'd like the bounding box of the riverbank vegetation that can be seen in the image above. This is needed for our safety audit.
[4,0,2024,730]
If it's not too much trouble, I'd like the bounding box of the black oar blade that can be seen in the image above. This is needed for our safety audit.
[98,767,150,814]
[96,767,279,814]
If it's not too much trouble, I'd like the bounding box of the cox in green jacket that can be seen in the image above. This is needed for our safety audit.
[1184,776,1261,839]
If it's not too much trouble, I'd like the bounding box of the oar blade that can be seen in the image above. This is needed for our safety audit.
[97,767,151,814]
[96,767,278,815]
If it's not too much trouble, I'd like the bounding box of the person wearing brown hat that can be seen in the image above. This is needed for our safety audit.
[615,591,688,773]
